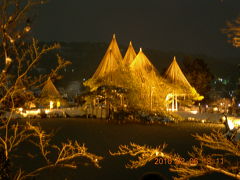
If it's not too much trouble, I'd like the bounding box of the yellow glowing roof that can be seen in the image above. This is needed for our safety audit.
[41,78,61,98]
[123,41,136,66]
[163,56,192,88]
[163,57,204,100]
[129,48,174,108]
[130,48,161,84]
[84,34,123,88]
[91,34,122,79]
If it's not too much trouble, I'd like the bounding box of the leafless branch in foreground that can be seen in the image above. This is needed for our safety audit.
[110,131,240,179]
[0,1,102,179]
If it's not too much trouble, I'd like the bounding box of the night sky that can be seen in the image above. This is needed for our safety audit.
[33,0,240,58]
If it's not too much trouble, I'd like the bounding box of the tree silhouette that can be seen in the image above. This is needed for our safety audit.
[0,1,102,179]
[182,57,214,102]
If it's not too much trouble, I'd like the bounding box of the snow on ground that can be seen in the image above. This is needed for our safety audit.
[176,111,223,123]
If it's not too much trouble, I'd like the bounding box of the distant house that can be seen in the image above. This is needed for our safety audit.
[40,78,67,108]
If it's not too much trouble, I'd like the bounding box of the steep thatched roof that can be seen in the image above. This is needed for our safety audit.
[41,78,61,98]
[163,57,192,88]
[84,34,123,89]
[130,48,161,85]
[123,41,136,67]
[163,57,203,101]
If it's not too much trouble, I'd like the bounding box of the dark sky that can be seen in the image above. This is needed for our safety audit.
[33,0,240,58]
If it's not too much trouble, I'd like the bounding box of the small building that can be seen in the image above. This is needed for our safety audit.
[40,78,66,108]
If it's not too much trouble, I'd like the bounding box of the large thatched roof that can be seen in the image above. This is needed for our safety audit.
[84,34,123,89]
[130,48,161,85]
[163,57,192,89]
[163,57,203,101]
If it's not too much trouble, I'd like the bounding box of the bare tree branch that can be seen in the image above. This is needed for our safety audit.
[110,132,240,179]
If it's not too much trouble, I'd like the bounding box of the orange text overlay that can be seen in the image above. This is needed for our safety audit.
[154,157,224,166]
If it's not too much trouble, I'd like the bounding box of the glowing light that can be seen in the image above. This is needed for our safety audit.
[45,109,50,114]
[28,102,36,109]
[222,116,226,121]
[50,101,54,109]
[213,107,218,112]
[227,119,235,131]
[22,109,41,117]
[167,108,176,112]
[17,107,25,117]
[227,117,240,129]
[166,93,173,101]
[24,26,31,32]
[190,110,198,114]
[5,57,12,64]
[10,38,14,43]
[234,120,240,127]
[26,109,40,114]
[188,117,195,121]
[57,101,60,108]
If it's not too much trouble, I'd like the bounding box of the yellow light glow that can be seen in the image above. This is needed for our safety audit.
[227,117,240,128]
[24,26,31,32]
[227,119,235,130]
[190,110,198,114]
[5,57,12,64]
[234,120,240,127]
[166,108,177,112]
[222,116,226,121]
[165,93,173,101]
[26,109,40,114]
[29,102,36,109]
[23,109,41,117]
[57,101,60,108]
[188,117,195,121]
[50,101,54,109]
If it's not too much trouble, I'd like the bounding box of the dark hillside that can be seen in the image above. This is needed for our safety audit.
[36,42,239,89]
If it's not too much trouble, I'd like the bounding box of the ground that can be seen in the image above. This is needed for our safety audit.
[15,118,235,180]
